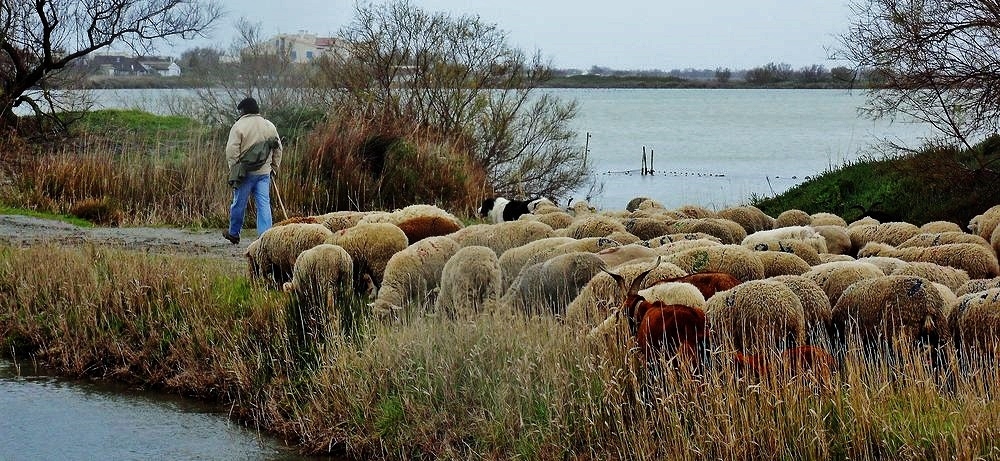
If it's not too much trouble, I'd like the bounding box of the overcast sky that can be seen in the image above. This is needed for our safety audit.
[175,0,853,70]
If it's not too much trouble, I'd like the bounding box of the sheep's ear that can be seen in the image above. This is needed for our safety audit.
[628,256,662,296]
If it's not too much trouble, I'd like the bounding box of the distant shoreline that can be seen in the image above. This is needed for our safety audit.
[72,75,861,91]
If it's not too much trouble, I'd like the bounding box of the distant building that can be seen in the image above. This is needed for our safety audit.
[89,55,150,76]
[139,58,181,77]
[262,31,347,63]
[86,54,182,77]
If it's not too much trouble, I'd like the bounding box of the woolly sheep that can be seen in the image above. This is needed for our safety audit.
[956,277,1000,297]
[282,244,353,345]
[646,232,723,248]
[952,288,1000,353]
[769,274,833,342]
[802,260,885,306]
[484,220,555,254]
[605,231,643,246]
[626,197,653,212]
[706,279,807,355]
[919,221,964,234]
[360,204,463,244]
[856,256,909,275]
[931,282,958,340]
[318,211,368,232]
[818,254,856,264]
[654,239,725,256]
[967,204,1000,239]
[372,235,460,317]
[596,244,657,269]
[896,232,991,251]
[565,214,627,239]
[566,260,688,328]
[273,215,322,226]
[717,205,776,234]
[675,204,717,219]
[519,237,622,270]
[282,243,354,304]
[989,225,1000,261]
[636,281,708,310]
[741,226,828,255]
[624,217,676,241]
[497,237,576,291]
[757,251,812,277]
[325,222,408,294]
[663,244,765,282]
[858,242,1000,279]
[742,238,822,266]
[449,220,554,255]
[848,216,880,229]
[502,251,606,317]
[811,212,848,227]
[848,222,921,254]
[832,275,948,349]
[246,223,334,288]
[775,209,812,228]
[891,261,970,292]
[433,246,502,320]
[569,199,597,215]
[520,211,574,230]
[668,218,746,244]
[814,225,851,255]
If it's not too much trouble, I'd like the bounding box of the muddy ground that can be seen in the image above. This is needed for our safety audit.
[0,214,247,262]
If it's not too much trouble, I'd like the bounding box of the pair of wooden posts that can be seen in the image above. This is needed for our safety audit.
[641,146,655,175]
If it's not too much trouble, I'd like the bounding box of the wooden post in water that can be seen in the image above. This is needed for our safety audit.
[642,146,647,175]
[649,149,654,175]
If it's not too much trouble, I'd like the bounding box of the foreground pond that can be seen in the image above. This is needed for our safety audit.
[0,359,312,460]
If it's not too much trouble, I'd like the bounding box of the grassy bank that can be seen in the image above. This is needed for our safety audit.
[1,244,999,459]
[753,139,1000,227]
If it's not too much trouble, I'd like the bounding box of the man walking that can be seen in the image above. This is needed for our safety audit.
[223,97,282,245]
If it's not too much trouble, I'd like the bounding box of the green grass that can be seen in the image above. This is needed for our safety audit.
[72,109,206,141]
[0,204,94,227]
[752,142,1000,226]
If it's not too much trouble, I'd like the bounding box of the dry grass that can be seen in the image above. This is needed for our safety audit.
[2,244,999,460]
[0,109,488,228]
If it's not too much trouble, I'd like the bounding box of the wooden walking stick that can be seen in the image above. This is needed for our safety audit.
[271,174,289,221]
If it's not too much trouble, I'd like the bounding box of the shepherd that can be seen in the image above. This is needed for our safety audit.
[223,97,283,245]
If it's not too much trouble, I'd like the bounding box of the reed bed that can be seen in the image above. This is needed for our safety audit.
[0,109,487,228]
[2,244,999,460]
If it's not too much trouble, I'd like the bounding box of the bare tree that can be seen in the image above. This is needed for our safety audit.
[0,0,221,133]
[838,0,1000,169]
[317,1,590,200]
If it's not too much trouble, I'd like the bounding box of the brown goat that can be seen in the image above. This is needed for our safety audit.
[663,271,741,300]
[606,257,709,366]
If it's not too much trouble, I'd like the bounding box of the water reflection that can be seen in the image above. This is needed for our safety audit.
[0,359,311,460]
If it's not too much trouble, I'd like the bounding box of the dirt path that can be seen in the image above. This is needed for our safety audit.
[0,215,247,261]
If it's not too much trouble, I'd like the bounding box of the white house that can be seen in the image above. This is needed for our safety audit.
[263,31,346,63]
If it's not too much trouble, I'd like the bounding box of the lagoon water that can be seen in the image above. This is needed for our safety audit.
[0,359,309,460]
[74,87,936,210]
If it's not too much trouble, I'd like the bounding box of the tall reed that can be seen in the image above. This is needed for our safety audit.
[2,244,999,460]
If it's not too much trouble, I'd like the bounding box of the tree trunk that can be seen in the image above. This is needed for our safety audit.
[0,107,19,134]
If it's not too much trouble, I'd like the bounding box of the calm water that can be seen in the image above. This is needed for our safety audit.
[71,87,935,209]
[0,359,310,460]
[562,88,934,209]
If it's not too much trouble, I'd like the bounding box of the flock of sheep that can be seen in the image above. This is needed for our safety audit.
[243,198,1000,376]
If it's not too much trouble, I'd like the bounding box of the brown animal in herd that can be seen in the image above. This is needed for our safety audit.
[605,258,740,368]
